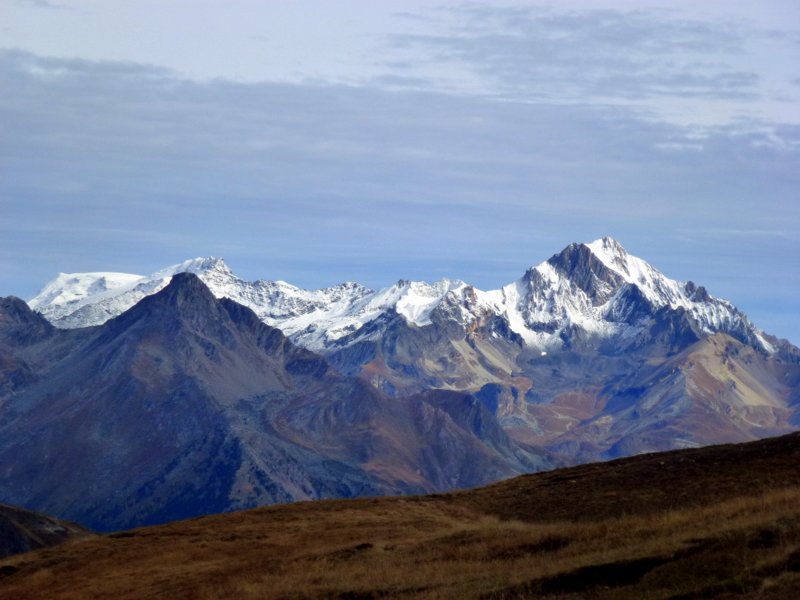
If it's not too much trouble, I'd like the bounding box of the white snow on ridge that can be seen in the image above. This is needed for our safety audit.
[27,239,776,353]
[27,258,232,328]
[28,272,145,311]
[498,257,625,348]
[587,237,696,310]
[373,279,468,327]
[255,279,483,350]
[587,237,773,352]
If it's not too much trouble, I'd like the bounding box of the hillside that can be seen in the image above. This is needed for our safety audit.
[0,504,91,559]
[2,432,799,599]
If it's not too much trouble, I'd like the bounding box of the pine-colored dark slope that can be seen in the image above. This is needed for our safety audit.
[1,432,799,599]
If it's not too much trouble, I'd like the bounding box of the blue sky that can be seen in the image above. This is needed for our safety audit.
[2,1,799,343]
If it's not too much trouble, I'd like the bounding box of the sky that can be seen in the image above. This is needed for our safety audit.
[1,0,799,343]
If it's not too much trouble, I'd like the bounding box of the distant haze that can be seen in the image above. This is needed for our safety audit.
[2,1,798,344]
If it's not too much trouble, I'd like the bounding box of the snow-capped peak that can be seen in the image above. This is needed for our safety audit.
[28,271,145,311]
[27,258,235,329]
[584,237,683,306]
[500,237,774,352]
[368,278,468,327]
[586,236,630,271]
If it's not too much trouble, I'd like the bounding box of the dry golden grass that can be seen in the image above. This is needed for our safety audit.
[2,433,800,599]
[2,488,798,599]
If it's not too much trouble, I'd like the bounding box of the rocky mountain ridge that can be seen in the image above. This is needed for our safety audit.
[28,237,775,355]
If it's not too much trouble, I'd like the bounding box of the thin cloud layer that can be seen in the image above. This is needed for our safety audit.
[14,0,69,9]
[383,5,798,125]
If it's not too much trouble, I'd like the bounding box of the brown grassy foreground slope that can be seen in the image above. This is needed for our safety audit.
[1,432,800,599]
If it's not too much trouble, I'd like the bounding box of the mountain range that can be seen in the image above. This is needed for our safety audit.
[1,274,545,530]
[27,237,800,447]
[2,237,799,530]
[29,237,779,355]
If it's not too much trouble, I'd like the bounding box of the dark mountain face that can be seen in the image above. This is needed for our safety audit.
[325,306,526,398]
[0,298,59,397]
[546,242,625,305]
[0,297,54,343]
[0,274,545,531]
[0,503,91,559]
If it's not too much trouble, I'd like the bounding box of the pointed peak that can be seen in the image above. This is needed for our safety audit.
[542,238,623,271]
[542,241,626,304]
[189,256,231,274]
[103,272,219,334]
[546,240,603,271]
[160,272,215,300]
[582,238,655,284]
[585,236,629,260]
[131,272,218,315]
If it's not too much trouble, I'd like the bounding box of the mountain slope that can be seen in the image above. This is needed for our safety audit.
[1,432,799,599]
[24,238,800,462]
[0,504,92,559]
[506,330,799,462]
[0,275,547,531]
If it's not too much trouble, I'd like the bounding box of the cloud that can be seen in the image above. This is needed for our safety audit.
[1,49,798,342]
[386,6,759,101]
[15,0,70,10]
